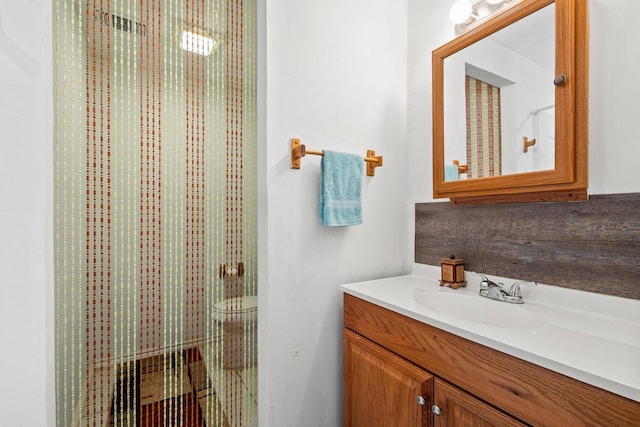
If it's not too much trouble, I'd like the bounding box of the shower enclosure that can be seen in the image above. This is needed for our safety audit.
[54,0,257,425]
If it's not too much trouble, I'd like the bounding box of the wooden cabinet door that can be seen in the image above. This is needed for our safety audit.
[433,378,527,427]
[343,329,433,427]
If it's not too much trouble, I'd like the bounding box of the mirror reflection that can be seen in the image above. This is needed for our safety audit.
[443,3,555,182]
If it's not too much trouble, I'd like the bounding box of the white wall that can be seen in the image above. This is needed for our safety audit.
[261,0,408,425]
[587,0,640,194]
[2,0,640,425]
[0,1,54,425]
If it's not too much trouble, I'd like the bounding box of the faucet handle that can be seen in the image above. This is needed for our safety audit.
[478,274,502,290]
[507,281,537,297]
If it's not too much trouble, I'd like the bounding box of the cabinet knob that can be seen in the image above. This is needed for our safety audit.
[554,74,567,86]
[417,396,426,406]
[432,405,442,416]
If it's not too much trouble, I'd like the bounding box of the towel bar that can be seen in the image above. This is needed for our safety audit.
[453,160,468,174]
[290,138,383,176]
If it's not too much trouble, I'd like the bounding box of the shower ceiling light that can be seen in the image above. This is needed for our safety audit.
[179,29,219,56]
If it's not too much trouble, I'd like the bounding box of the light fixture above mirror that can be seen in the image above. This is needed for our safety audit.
[450,0,477,25]
[451,0,517,34]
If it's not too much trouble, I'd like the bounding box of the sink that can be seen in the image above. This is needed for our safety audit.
[414,291,544,329]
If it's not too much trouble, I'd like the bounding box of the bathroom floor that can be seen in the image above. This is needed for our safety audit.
[79,337,258,427]
[108,347,228,426]
[79,340,257,427]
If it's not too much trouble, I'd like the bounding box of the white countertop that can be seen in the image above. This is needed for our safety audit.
[341,264,640,403]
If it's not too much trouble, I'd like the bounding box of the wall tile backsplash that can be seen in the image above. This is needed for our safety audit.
[415,194,640,299]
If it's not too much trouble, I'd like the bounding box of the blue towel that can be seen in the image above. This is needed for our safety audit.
[444,164,459,182]
[319,150,363,226]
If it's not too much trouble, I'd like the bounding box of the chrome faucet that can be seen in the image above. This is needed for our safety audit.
[478,274,537,304]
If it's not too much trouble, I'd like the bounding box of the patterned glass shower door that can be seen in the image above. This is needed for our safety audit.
[54,0,257,425]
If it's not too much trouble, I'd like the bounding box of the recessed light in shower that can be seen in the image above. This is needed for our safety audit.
[179,29,220,56]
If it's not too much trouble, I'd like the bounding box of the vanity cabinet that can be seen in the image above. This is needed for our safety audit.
[343,293,640,426]
[344,328,524,427]
[343,329,433,427]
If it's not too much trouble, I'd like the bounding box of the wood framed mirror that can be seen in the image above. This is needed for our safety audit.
[432,0,588,204]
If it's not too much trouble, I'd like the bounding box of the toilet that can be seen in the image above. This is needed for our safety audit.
[212,295,258,368]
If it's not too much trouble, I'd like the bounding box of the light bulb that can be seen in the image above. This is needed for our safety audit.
[449,0,473,25]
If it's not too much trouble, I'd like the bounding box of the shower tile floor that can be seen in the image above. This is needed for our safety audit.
[78,340,257,427]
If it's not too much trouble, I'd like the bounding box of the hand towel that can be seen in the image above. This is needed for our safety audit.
[444,164,459,182]
[319,150,364,226]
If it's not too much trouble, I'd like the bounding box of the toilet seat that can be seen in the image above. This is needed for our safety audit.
[212,295,258,322]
